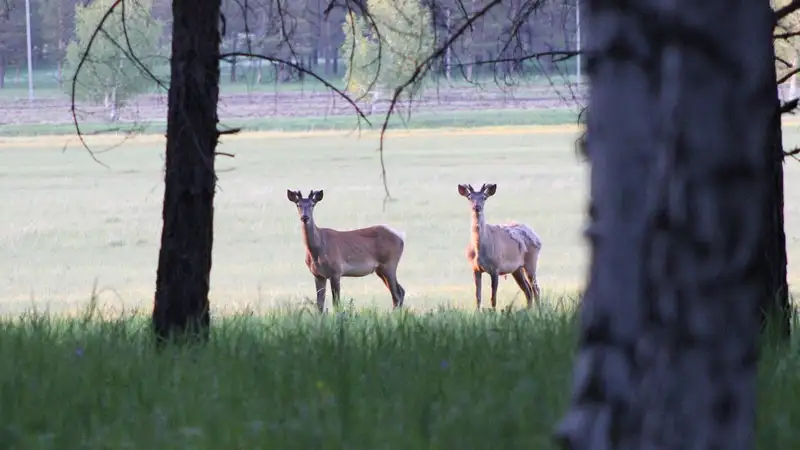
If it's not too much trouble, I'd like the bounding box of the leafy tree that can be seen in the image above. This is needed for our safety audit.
[341,0,434,101]
[0,1,26,88]
[38,0,77,88]
[64,0,164,121]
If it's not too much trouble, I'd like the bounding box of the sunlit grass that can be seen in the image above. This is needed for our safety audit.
[0,302,799,449]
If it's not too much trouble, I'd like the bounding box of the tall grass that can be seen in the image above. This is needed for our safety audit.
[0,302,799,449]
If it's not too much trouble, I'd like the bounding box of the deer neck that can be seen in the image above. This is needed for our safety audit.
[471,211,488,251]
[301,218,324,257]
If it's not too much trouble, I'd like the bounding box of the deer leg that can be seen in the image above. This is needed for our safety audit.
[511,268,534,309]
[525,248,542,308]
[529,274,541,308]
[376,267,404,308]
[473,271,482,309]
[314,275,327,313]
[489,272,500,310]
[330,277,342,309]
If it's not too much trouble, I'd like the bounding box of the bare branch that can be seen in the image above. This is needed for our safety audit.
[780,97,799,114]
[774,30,800,40]
[219,51,371,126]
[777,66,800,85]
[218,127,243,136]
[69,0,126,169]
[776,0,800,22]
[377,0,504,202]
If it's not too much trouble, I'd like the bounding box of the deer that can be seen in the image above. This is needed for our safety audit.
[286,189,407,312]
[457,183,543,310]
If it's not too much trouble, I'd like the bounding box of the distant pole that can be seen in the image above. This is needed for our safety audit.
[575,0,581,87]
[25,0,34,102]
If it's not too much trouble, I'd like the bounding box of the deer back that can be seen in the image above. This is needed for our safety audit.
[319,225,404,275]
[481,224,530,272]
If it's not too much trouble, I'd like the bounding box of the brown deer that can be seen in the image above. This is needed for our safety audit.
[458,183,543,309]
[286,189,407,312]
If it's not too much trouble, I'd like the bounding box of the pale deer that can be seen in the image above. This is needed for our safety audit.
[286,189,407,312]
[458,183,543,309]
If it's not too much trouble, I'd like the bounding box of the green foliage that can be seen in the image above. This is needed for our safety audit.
[64,0,164,118]
[0,306,799,448]
[0,2,27,67]
[0,307,577,449]
[38,0,75,65]
[341,0,435,99]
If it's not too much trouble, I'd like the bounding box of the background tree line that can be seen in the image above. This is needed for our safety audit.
[0,0,581,91]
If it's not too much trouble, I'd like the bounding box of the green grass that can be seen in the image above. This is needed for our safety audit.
[3,126,800,313]
[0,108,581,137]
[1,306,577,449]
[1,97,800,447]
[0,128,592,312]
[1,305,800,449]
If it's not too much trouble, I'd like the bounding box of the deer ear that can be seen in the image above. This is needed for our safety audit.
[287,189,299,203]
[485,184,497,196]
[312,190,324,203]
[457,184,470,197]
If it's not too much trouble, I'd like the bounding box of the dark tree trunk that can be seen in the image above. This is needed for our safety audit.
[759,52,790,340]
[760,108,790,341]
[152,0,221,346]
[0,58,5,89]
[555,0,774,448]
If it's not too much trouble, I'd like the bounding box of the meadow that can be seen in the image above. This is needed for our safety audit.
[2,117,800,448]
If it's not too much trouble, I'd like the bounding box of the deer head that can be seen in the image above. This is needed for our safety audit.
[286,189,324,224]
[457,183,497,215]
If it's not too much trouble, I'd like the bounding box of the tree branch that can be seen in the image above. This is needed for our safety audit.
[69,0,127,169]
[777,67,800,85]
[780,97,799,114]
[219,51,371,127]
[776,0,800,22]
[377,0,504,205]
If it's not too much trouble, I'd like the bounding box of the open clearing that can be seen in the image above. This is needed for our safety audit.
[1,124,800,448]
[2,124,800,314]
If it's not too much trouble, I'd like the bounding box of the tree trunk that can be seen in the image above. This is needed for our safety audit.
[761,102,790,341]
[0,59,5,89]
[152,0,221,346]
[555,0,774,448]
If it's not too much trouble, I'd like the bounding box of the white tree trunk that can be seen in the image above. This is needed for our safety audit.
[555,0,774,449]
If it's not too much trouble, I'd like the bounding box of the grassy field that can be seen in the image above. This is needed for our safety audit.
[0,108,581,137]
[0,307,799,448]
[3,122,800,313]
[2,122,800,448]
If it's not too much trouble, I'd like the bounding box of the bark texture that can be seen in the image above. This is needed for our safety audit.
[152,0,221,345]
[554,0,774,448]
[760,103,790,340]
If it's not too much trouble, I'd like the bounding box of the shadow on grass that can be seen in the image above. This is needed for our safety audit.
[0,297,797,448]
